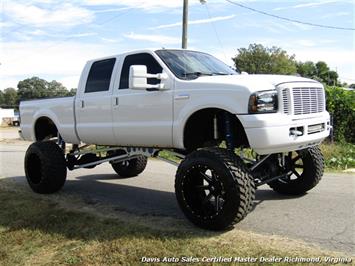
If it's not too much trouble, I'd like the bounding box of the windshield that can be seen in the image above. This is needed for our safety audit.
[155,49,238,80]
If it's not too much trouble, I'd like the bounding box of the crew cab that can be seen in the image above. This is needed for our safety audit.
[20,49,330,230]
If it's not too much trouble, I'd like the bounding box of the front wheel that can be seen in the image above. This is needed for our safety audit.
[268,146,324,195]
[175,147,255,230]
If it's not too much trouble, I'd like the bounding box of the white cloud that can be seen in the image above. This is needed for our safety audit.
[124,32,181,45]
[3,2,94,27]
[0,41,119,89]
[150,15,236,30]
[100,37,121,43]
[233,19,294,33]
[273,0,339,11]
[93,7,132,13]
[82,0,194,11]
[320,12,351,19]
[294,40,317,47]
[57,75,80,89]
[26,30,97,38]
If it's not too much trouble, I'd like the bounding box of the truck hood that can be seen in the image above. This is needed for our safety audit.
[193,74,321,92]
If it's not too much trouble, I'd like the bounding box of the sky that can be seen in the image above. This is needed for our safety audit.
[0,0,354,90]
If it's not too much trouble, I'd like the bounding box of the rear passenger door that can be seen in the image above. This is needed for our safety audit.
[76,58,117,145]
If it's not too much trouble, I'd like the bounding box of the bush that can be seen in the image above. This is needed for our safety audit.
[325,86,355,143]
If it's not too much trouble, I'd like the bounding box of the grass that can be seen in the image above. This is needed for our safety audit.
[0,187,346,266]
[320,142,355,170]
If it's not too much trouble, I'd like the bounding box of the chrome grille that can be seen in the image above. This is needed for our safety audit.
[282,87,325,115]
[282,89,290,114]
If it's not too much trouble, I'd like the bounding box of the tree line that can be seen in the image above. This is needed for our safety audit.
[233,43,350,87]
[0,77,76,108]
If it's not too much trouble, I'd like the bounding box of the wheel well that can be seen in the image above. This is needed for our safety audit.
[34,117,58,141]
[183,108,249,152]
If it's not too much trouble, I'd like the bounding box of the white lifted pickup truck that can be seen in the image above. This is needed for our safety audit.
[20,49,330,230]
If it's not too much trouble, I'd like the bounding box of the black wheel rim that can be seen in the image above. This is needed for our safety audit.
[280,151,305,183]
[120,160,130,168]
[181,164,226,219]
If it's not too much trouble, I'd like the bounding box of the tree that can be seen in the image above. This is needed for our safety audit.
[0,90,4,106]
[232,43,297,74]
[17,77,48,101]
[67,88,77,96]
[296,61,317,79]
[315,61,330,82]
[325,70,339,86]
[17,76,71,101]
[3,88,18,107]
[48,80,69,97]
[297,61,339,86]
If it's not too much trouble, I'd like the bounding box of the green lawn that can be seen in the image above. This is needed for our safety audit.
[320,142,355,170]
[0,187,345,266]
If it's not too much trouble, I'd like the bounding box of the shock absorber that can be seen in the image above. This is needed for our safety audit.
[57,132,66,150]
[223,112,235,151]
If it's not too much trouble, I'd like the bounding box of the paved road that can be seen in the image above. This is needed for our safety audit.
[0,136,354,255]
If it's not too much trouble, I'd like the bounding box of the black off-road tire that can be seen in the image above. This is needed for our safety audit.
[25,141,67,194]
[111,156,147,178]
[268,146,324,195]
[175,147,255,230]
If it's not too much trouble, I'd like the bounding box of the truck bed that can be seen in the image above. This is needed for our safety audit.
[20,96,80,144]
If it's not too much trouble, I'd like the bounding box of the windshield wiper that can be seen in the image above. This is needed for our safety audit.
[211,72,232,76]
[183,72,213,77]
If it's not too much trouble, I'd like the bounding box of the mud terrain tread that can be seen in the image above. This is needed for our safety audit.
[268,146,324,195]
[111,156,148,178]
[25,141,67,194]
[175,147,255,230]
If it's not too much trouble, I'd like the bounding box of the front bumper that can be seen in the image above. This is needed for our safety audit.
[238,112,330,155]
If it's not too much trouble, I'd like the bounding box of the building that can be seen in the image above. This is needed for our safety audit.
[0,108,17,126]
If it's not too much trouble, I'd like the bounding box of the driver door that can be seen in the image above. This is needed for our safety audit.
[112,53,173,147]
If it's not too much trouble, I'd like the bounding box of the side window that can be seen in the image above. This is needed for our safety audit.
[85,58,116,93]
[119,53,163,89]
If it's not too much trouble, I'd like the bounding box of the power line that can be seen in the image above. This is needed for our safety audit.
[225,0,355,31]
[203,2,229,62]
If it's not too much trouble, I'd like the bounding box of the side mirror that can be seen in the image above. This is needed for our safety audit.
[129,65,168,90]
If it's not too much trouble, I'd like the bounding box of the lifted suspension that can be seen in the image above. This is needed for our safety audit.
[223,112,235,151]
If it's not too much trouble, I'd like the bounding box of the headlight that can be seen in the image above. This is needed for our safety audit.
[248,90,278,113]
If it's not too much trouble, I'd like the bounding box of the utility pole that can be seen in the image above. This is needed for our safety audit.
[181,0,206,49]
[182,0,188,49]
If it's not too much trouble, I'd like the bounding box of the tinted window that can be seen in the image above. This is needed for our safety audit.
[85,58,116,93]
[119,53,163,89]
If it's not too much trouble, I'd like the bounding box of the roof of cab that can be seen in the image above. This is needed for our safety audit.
[86,48,203,63]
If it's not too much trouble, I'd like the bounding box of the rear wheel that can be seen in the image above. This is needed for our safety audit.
[175,147,255,230]
[111,156,147,178]
[25,141,67,194]
[268,146,324,195]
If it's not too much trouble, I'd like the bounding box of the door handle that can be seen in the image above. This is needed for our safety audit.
[174,94,190,100]
[81,100,85,108]
[114,97,119,106]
